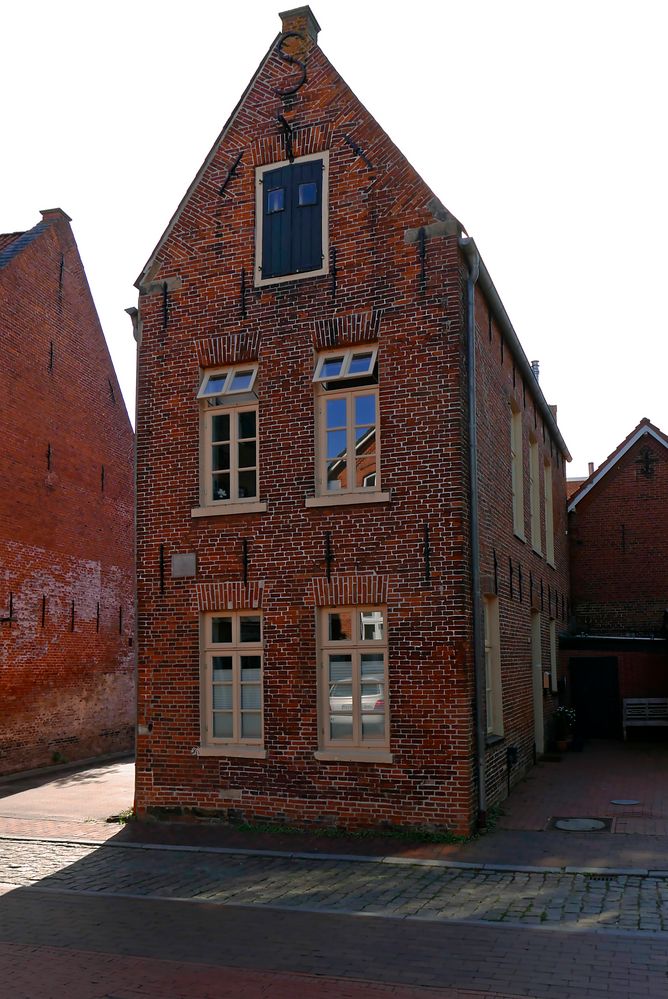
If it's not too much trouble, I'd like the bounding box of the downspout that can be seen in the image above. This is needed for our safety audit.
[125,306,141,816]
[459,236,487,828]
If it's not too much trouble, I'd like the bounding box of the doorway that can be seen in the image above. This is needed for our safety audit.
[569,657,621,739]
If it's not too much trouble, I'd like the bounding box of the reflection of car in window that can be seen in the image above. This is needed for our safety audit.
[328,677,385,732]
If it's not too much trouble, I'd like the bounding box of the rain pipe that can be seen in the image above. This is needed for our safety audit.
[459,236,487,828]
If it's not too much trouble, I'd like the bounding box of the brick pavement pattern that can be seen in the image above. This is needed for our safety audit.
[2,837,668,933]
[1,890,667,999]
[0,942,512,999]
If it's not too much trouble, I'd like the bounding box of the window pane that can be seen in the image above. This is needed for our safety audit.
[241,684,261,709]
[330,715,353,740]
[360,611,384,642]
[361,682,383,700]
[238,441,256,468]
[361,652,385,675]
[349,352,374,375]
[356,459,376,488]
[239,618,261,643]
[238,469,257,498]
[328,613,352,641]
[321,356,344,379]
[241,712,261,738]
[298,182,318,206]
[328,653,352,682]
[212,474,230,500]
[213,713,233,738]
[212,618,233,643]
[355,394,375,426]
[362,714,385,740]
[355,424,375,449]
[212,414,230,442]
[267,188,284,213]
[213,685,233,709]
[202,374,228,396]
[326,397,346,428]
[326,429,347,460]
[238,410,256,439]
[212,444,230,470]
[229,370,254,393]
[327,461,346,490]
[240,655,262,678]
[212,656,233,679]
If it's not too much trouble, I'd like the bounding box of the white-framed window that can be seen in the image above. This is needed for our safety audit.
[549,617,558,693]
[483,596,503,737]
[254,152,329,286]
[544,459,555,565]
[529,436,541,553]
[201,611,263,747]
[198,365,259,506]
[511,407,524,538]
[314,348,379,495]
[319,607,388,749]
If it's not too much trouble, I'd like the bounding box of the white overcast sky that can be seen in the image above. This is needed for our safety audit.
[3,0,666,477]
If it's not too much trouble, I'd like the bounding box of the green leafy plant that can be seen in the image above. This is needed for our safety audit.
[554,705,576,739]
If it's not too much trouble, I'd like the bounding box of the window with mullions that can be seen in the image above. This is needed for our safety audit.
[198,366,258,505]
[320,608,388,749]
[202,612,263,746]
[255,153,329,285]
[314,348,379,495]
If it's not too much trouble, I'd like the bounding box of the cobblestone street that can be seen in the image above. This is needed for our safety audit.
[2,836,668,933]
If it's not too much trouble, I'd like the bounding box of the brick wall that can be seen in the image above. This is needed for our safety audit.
[569,433,668,635]
[0,211,135,775]
[134,10,569,832]
[473,292,570,798]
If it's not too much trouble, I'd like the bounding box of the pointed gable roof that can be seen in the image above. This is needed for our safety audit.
[568,418,668,512]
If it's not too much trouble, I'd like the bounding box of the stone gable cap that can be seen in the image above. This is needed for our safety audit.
[279,6,321,40]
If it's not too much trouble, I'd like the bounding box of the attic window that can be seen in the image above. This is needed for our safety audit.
[255,152,329,286]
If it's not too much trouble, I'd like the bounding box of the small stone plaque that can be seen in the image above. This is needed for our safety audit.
[554,818,607,832]
[171,553,197,578]
[610,799,640,806]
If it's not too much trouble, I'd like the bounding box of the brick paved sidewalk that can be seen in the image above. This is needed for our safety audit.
[0,942,511,999]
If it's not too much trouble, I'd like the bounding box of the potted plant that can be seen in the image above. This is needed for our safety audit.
[553,705,576,752]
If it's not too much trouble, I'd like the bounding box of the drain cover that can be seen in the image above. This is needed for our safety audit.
[554,818,607,832]
[610,799,640,806]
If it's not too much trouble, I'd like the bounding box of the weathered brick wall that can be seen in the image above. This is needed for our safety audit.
[0,211,135,775]
[473,294,571,798]
[569,434,668,635]
[134,11,569,832]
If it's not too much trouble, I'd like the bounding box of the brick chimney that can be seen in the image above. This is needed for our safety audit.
[279,6,320,41]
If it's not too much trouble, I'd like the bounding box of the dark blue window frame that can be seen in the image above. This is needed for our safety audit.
[260,158,324,279]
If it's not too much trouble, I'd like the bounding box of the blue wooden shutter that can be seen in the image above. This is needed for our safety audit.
[261,159,322,279]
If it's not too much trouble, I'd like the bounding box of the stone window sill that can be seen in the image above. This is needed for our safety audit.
[305,492,391,509]
[196,745,268,759]
[314,749,393,764]
[192,502,267,518]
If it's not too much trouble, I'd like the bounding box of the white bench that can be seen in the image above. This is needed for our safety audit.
[623,698,668,740]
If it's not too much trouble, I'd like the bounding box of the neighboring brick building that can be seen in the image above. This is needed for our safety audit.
[0,209,135,776]
[564,419,668,738]
[133,7,570,834]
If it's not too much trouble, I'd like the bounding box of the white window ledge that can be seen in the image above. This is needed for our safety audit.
[305,492,390,509]
[192,501,268,518]
[314,749,393,764]
[197,746,268,759]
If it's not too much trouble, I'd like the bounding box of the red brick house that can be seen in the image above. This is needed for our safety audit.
[0,209,135,776]
[564,419,668,738]
[133,7,570,834]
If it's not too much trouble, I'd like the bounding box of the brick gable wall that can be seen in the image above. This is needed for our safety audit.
[0,213,135,775]
[135,12,570,832]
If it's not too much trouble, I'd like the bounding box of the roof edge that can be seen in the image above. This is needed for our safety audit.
[459,237,571,462]
[135,33,280,289]
[567,419,668,512]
